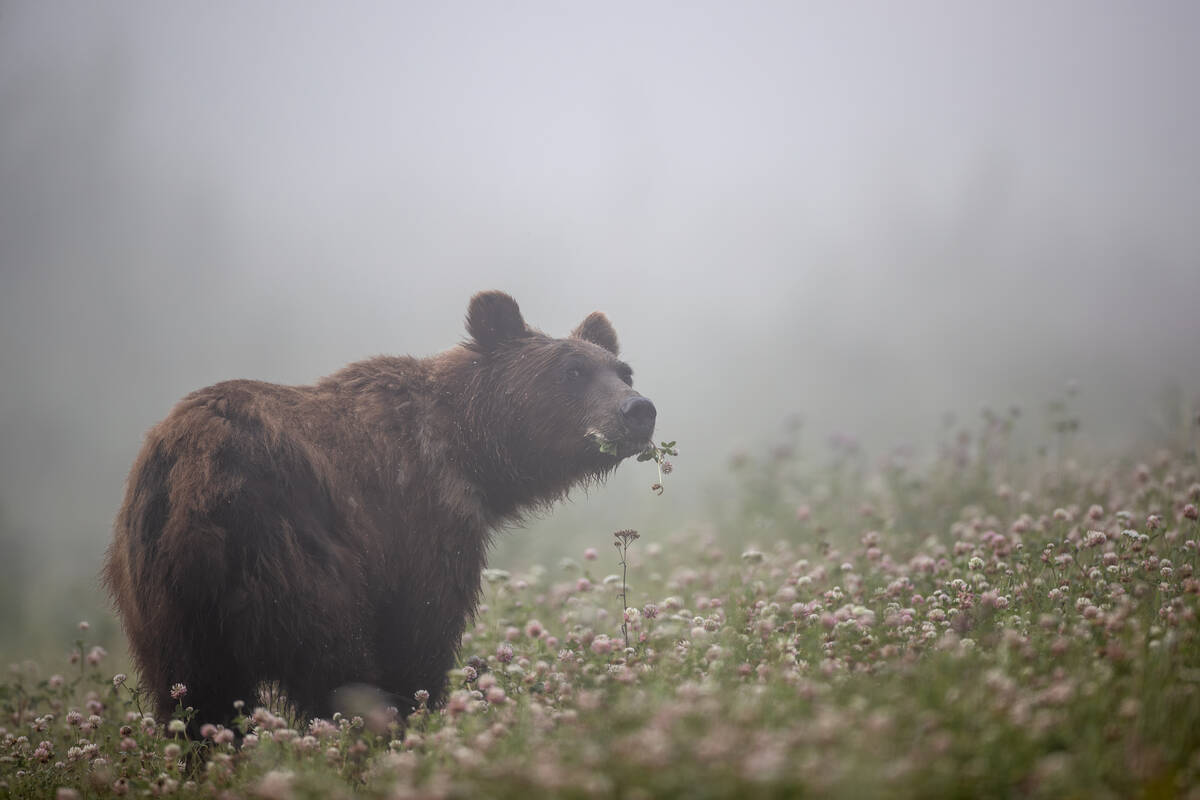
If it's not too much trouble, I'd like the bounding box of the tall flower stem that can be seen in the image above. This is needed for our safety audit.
[613,529,640,649]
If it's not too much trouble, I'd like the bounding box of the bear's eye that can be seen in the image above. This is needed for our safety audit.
[617,364,633,386]
[565,363,588,382]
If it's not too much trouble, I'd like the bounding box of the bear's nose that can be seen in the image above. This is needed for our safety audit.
[620,396,657,439]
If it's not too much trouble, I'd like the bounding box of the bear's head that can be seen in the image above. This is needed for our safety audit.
[455,291,656,509]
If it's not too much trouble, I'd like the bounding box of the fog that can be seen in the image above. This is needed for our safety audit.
[2,2,1199,649]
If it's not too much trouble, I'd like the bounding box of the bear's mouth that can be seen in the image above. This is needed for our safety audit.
[586,430,652,460]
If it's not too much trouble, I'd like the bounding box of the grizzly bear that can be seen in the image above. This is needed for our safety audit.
[103,291,656,729]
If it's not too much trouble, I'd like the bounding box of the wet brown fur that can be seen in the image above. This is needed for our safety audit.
[102,291,653,728]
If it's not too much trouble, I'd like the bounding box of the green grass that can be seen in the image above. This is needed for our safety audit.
[3,412,1200,798]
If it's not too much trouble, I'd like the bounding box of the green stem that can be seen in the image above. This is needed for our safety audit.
[620,545,630,649]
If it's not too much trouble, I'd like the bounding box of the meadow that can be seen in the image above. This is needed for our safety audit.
[3,405,1200,799]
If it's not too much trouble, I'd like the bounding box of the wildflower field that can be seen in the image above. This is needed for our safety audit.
[3,409,1200,799]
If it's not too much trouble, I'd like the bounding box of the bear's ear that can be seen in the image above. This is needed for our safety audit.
[467,291,528,350]
[571,311,619,356]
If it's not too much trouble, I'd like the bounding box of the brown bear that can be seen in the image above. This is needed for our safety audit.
[102,291,656,729]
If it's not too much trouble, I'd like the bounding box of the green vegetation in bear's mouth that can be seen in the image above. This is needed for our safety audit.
[637,440,677,495]
[589,432,677,494]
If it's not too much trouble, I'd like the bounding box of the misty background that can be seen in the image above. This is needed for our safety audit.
[2,2,1199,656]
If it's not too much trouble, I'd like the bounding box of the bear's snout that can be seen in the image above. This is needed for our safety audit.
[620,395,657,440]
